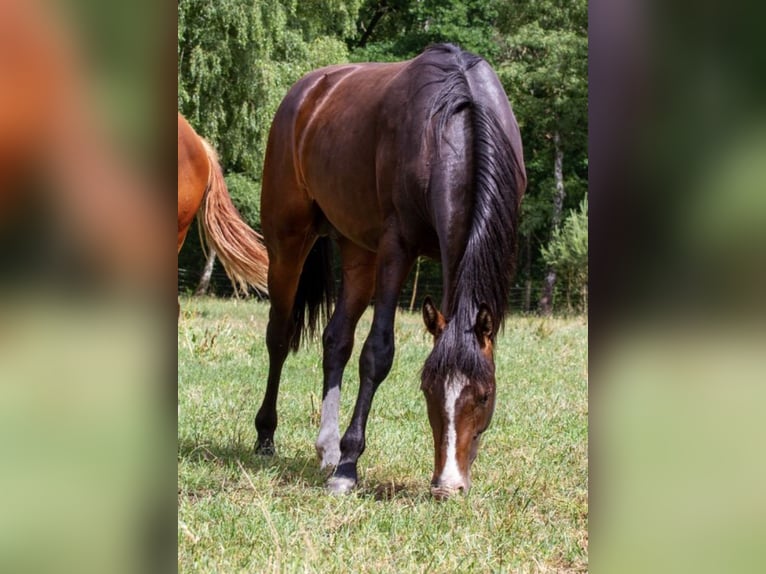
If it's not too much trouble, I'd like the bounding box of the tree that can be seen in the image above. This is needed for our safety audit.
[194,248,218,296]
[541,195,588,313]
[494,0,588,314]
[178,0,352,180]
[351,0,500,61]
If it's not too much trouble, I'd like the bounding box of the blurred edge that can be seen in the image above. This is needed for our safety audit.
[4,0,766,572]
[0,1,175,574]
[590,0,766,573]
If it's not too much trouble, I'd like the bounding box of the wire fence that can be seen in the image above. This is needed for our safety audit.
[178,257,587,316]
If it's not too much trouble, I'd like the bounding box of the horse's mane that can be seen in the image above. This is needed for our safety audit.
[419,44,522,381]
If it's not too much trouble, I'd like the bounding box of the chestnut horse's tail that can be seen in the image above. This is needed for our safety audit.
[198,139,269,295]
[289,237,335,352]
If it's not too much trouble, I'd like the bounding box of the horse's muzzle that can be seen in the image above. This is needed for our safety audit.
[430,482,468,500]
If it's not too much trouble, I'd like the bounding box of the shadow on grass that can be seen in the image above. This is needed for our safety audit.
[356,479,430,502]
[179,437,432,502]
[178,437,327,488]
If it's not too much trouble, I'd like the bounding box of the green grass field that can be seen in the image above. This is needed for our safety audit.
[178,296,588,573]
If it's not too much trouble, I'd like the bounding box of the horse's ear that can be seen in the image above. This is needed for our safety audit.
[474,303,494,347]
[422,296,446,338]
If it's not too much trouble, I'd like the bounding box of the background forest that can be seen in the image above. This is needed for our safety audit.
[178,0,587,314]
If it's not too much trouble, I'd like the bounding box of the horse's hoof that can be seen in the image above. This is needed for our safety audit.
[326,475,356,495]
[254,439,275,456]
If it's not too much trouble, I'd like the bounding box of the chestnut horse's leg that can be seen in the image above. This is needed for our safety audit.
[255,233,317,454]
[327,231,415,493]
[316,239,376,469]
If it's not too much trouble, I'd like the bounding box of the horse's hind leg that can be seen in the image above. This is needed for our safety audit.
[316,239,376,469]
[255,233,316,454]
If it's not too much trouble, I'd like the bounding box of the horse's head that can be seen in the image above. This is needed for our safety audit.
[420,297,497,500]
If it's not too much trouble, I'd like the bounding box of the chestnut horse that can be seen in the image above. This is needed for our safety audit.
[256,44,526,497]
[177,113,268,295]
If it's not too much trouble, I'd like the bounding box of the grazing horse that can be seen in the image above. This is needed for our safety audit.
[177,113,268,295]
[256,44,526,497]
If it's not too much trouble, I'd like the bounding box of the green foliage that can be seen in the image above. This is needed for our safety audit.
[352,0,500,61]
[541,195,588,312]
[296,0,364,39]
[178,0,353,179]
[178,0,588,311]
[493,0,588,312]
[224,173,262,230]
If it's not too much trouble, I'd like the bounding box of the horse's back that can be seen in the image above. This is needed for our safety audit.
[261,45,524,254]
[278,61,405,173]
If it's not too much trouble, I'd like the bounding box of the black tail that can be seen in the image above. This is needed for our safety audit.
[289,237,335,352]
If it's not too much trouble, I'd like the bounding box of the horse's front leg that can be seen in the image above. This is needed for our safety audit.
[327,233,415,494]
[316,239,376,469]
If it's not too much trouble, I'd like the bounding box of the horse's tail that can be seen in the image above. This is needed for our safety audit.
[428,45,525,327]
[198,139,269,295]
[289,237,335,352]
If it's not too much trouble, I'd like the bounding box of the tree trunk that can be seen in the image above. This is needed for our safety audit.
[194,247,217,296]
[523,234,532,313]
[357,2,388,48]
[539,131,566,316]
[409,257,421,313]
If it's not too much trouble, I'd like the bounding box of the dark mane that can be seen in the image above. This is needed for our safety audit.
[423,44,521,325]
[421,45,522,381]
[423,321,496,385]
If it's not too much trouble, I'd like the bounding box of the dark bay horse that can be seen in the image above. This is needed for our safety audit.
[177,113,268,295]
[256,44,526,497]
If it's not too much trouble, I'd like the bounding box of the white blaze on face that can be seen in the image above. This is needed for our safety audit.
[439,373,468,487]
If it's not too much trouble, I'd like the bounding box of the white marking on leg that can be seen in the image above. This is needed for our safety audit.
[316,386,341,469]
[439,374,468,489]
